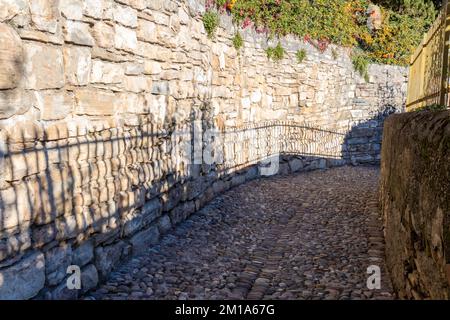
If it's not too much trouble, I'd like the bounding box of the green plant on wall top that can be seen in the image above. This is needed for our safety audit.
[232,32,244,51]
[296,49,307,63]
[203,10,220,39]
[415,104,448,112]
[352,52,370,82]
[220,0,439,66]
[266,42,285,61]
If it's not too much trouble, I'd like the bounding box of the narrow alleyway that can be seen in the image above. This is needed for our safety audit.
[87,166,393,300]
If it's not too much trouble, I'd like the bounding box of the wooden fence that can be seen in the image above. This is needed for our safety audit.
[406,0,450,111]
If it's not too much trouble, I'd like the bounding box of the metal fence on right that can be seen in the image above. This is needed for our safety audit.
[406,0,450,111]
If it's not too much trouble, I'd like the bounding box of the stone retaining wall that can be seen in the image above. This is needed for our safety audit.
[381,111,450,299]
[0,0,407,299]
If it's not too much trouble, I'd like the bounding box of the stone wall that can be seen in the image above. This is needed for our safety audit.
[0,0,407,299]
[381,111,450,299]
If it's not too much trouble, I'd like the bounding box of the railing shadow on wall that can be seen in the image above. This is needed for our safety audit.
[0,106,397,299]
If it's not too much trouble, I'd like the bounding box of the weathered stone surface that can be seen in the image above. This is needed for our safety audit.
[144,60,162,75]
[124,75,151,93]
[142,198,162,225]
[72,240,94,267]
[65,21,95,46]
[123,209,144,237]
[23,41,64,89]
[157,215,172,234]
[37,90,74,120]
[75,88,116,115]
[30,0,59,33]
[32,223,56,247]
[137,19,157,43]
[0,0,28,22]
[59,0,84,20]
[45,244,73,286]
[0,252,45,299]
[112,4,137,28]
[114,24,137,52]
[93,22,114,48]
[0,184,33,231]
[289,158,303,172]
[83,0,102,18]
[90,60,124,84]
[130,225,159,255]
[169,201,195,225]
[95,241,126,279]
[381,111,450,300]
[81,264,98,294]
[0,89,34,119]
[63,46,91,85]
[0,229,31,262]
[0,23,23,89]
[50,278,78,299]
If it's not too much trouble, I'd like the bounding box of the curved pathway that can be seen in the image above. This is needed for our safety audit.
[87,166,394,300]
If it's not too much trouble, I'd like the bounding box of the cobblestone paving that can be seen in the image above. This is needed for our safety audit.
[87,166,394,300]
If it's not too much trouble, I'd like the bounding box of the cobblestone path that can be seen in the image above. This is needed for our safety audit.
[88,166,394,300]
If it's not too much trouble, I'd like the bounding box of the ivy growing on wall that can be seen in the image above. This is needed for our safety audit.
[204,0,438,66]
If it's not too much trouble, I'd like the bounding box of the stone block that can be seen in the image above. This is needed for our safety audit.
[72,240,94,267]
[0,229,31,262]
[45,244,73,286]
[124,75,151,93]
[157,215,172,234]
[122,209,144,237]
[130,225,159,255]
[231,174,246,187]
[162,186,182,212]
[289,158,303,172]
[75,88,117,116]
[0,183,33,231]
[0,0,28,23]
[0,251,45,299]
[59,0,83,20]
[80,264,98,294]
[63,46,91,85]
[32,223,56,248]
[114,24,137,52]
[151,81,169,95]
[65,21,95,46]
[137,19,156,43]
[84,0,102,18]
[23,41,64,89]
[37,90,74,120]
[142,198,162,226]
[30,0,59,33]
[90,60,124,84]
[169,201,195,225]
[112,4,137,27]
[0,23,23,90]
[93,22,114,48]
[0,89,34,120]
[94,241,126,279]
[144,60,162,75]
[50,278,78,300]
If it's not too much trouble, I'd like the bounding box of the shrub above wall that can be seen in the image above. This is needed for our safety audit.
[207,0,438,66]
